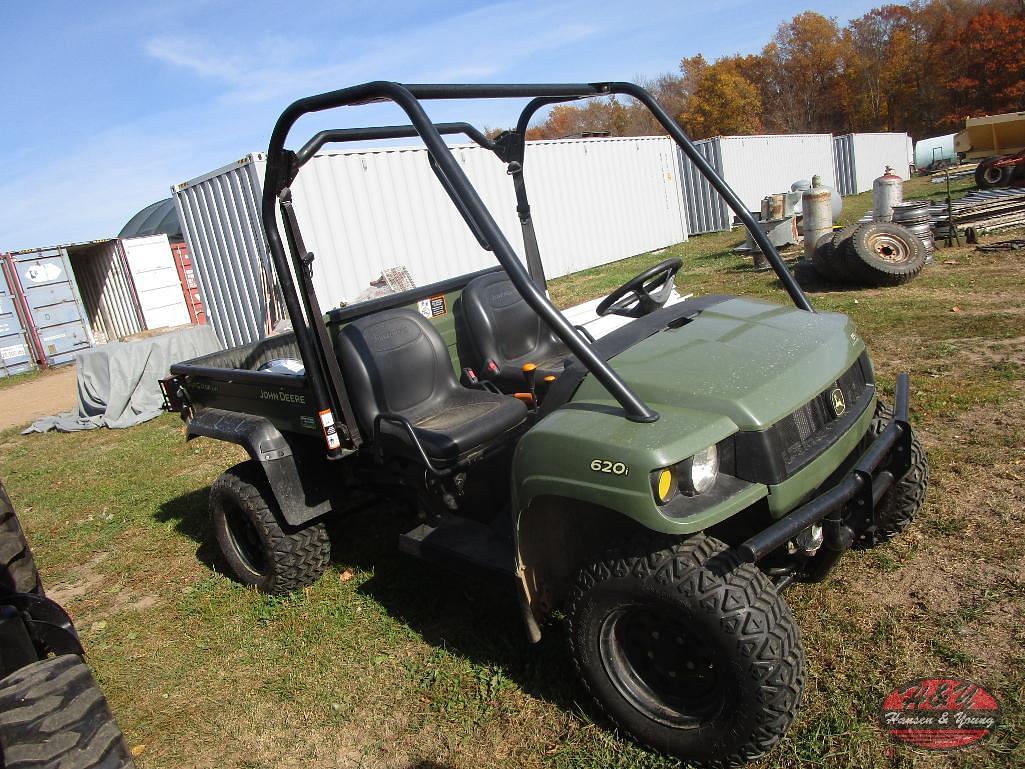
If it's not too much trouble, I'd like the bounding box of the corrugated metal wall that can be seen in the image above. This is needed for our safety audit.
[67,240,143,343]
[173,158,280,348]
[5,248,93,367]
[0,263,35,378]
[833,133,911,194]
[679,139,729,235]
[175,136,689,348]
[680,134,836,234]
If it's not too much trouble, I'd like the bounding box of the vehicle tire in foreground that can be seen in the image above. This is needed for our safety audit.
[0,654,135,769]
[842,222,925,287]
[567,534,805,768]
[210,461,331,594]
[0,482,43,596]
[853,401,929,548]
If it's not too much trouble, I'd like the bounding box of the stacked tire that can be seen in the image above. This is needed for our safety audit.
[0,481,136,769]
[810,222,926,287]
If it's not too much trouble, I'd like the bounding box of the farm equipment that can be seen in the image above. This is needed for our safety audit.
[162,81,929,767]
[954,111,1025,188]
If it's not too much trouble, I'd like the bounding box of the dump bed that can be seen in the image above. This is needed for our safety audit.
[169,332,322,439]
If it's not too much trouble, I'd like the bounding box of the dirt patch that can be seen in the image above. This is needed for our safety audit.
[0,365,78,431]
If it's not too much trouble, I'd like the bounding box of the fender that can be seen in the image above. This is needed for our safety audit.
[185,408,331,526]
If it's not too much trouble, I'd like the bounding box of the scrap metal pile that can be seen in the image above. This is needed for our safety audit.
[930,186,1025,241]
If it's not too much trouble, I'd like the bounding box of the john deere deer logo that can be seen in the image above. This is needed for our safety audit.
[830,388,846,417]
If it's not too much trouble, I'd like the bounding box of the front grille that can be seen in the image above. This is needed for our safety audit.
[733,353,874,485]
[777,357,870,471]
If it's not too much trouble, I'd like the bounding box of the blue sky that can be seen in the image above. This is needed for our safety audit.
[0,0,881,251]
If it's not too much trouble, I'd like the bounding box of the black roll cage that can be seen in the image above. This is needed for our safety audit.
[261,81,814,459]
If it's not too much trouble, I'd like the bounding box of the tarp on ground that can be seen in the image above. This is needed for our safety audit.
[23,325,220,433]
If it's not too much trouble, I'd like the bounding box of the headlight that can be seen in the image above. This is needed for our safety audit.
[651,445,720,505]
[681,445,719,496]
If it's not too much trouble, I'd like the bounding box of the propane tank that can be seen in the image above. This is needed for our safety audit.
[872,166,904,222]
[802,175,833,261]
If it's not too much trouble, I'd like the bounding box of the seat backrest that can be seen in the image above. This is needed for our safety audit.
[335,308,458,433]
[461,272,561,369]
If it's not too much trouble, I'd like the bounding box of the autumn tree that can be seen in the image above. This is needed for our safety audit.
[944,8,1025,121]
[680,57,764,138]
[761,12,849,133]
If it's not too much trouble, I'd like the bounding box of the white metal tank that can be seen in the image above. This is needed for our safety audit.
[872,166,903,222]
[802,175,834,261]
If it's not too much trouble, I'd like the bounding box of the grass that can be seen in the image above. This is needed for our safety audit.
[3,175,1024,768]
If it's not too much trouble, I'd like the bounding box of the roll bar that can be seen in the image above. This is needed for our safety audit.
[260,81,814,456]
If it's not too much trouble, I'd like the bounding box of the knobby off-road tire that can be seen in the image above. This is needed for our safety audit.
[842,222,925,287]
[210,461,330,594]
[0,654,135,769]
[809,234,840,282]
[0,483,43,596]
[827,225,863,285]
[853,401,929,548]
[567,534,805,768]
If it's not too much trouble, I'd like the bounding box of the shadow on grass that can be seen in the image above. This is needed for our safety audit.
[154,487,598,722]
[154,486,222,573]
[329,505,591,719]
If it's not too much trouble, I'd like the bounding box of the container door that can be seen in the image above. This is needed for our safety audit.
[121,235,192,329]
[0,261,35,378]
[7,248,93,367]
[170,242,206,325]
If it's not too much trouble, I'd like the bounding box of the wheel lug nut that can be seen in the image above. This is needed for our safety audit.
[651,630,660,639]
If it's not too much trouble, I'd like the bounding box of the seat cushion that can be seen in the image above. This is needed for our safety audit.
[462,272,569,387]
[336,307,527,463]
[383,386,527,461]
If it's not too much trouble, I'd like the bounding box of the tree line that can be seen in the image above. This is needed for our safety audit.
[525,1,1025,142]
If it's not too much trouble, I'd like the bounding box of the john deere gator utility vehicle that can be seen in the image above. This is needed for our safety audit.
[162,82,929,767]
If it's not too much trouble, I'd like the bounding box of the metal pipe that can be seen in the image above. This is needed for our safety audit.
[294,122,497,168]
[263,81,659,424]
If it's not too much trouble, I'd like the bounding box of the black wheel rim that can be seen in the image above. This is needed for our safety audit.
[599,605,727,728]
[223,502,268,576]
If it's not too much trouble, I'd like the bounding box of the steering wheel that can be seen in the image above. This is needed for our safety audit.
[595,258,683,318]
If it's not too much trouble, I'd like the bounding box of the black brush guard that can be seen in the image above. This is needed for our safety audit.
[738,373,913,569]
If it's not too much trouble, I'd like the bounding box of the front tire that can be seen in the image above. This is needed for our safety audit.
[209,462,331,594]
[853,401,929,548]
[567,535,805,768]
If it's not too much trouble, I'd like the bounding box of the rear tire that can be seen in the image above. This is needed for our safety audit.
[0,654,135,768]
[210,462,331,594]
[853,402,929,548]
[567,534,805,768]
[0,482,43,596]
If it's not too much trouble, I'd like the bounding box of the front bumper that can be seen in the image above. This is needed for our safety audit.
[737,372,913,566]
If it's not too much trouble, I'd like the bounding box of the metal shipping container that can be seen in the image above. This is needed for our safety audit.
[3,248,93,367]
[170,242,207,325]
[174,136,689,348]
[121,234,193,330]
[680,134,836,234]
[0,261,35,378]
[833,133,910,195]
[66,239,144,343]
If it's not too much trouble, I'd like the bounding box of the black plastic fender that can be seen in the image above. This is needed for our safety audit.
[186,408,332,526]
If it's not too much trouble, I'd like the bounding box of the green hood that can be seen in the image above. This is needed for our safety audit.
[572,297,865,430]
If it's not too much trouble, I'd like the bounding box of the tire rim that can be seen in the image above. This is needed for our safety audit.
[867,233,910,264]
[982,166,1003,185]
[599,605,726,728]
[223,501,269,576]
